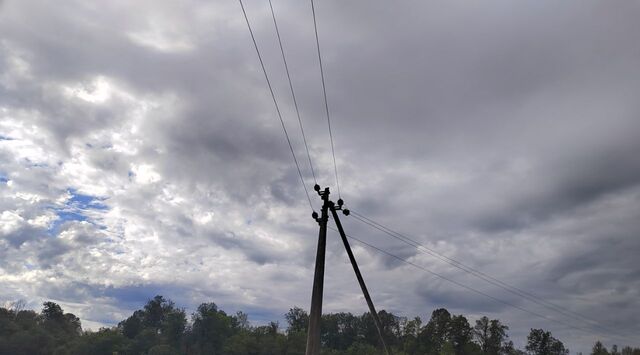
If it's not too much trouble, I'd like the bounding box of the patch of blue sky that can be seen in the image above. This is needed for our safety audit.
[0,172,8,184]
[48,210,89,235]
[0,134,14,141]
[67,188,108,210]
[102,284,198,312]
[24,263,36,270]
[238,306,285,326]
[48,189,109,234]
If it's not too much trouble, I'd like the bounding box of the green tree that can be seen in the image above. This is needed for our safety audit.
[449,315,473,355]
[592,341,610,355]
[285,307,309,334]
[525,328,569,355]
[378,310,401,348]
[440,341,456,355]
[233,311,251,332]
[502,340,526,355]
[148,344,180,355]
[57,328,130,355]
[117,296,186,353]
[620,346,640,355]
[189,302,233,354]
[162,307,187,348]
[119,309,144,339]
[473,316,508,355]
[419,308,452,354]
[344,342,383,355]
[399,316,422,354]
[40,302,82,351]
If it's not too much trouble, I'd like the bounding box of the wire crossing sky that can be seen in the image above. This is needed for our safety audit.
[311,0,341,199]
[239,0,314,211]
[268,0,318,187]
[346,211,640,344]
[328,226,639,346]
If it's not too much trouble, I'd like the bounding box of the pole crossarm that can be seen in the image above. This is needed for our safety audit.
[305,185,390,355]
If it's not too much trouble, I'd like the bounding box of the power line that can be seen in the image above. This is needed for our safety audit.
[310,0,341,198]
[327,225,639,345]
[348,210,640,344]
[268,0,317,186]
[239,0,314,211]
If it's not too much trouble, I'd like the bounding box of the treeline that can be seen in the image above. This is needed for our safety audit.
[0,296,638,355]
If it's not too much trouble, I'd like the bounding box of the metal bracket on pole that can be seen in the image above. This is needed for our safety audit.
[330,203,391,355]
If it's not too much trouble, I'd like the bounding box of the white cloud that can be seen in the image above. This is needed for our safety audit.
[64,76,113,103]
[130,163,161,184]
[0,210,24,235]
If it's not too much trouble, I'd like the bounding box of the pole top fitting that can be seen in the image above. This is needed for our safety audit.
[314,184,321,192]
[343,209,350,216]
[337,198,344,207]
[321,187,330,200]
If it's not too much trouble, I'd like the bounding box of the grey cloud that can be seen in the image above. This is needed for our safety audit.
[208,230,288,265]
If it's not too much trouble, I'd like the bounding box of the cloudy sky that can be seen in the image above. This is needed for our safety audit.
[1,0,639,352]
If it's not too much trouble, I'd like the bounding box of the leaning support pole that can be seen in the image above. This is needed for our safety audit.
[330,204,391,355]
[305,187,330,355]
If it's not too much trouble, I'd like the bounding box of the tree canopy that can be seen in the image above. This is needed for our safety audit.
[0,296,637,355]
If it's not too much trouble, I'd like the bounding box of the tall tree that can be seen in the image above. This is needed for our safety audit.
[189,302,233,354]
[399,316,422,354]
[419,308,452,354]
[117,296,185,353]
[592,341,610,355]
[525,328,569,355]
[285,307,308,334]
[473,316,508,355]
[119,310,145,339]
[449,314,473,355]
[40,301,81,350]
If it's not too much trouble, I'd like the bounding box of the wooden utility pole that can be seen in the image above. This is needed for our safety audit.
[305,185,390,355]
[305,186,329,355]
[331,203,390,355]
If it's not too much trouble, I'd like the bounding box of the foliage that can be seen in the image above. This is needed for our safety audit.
[0,296,638,355]
[525,328,569,355]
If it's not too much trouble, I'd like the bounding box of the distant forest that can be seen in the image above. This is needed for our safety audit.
[0,296,637,355]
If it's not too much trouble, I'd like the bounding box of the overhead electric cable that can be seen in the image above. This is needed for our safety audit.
[239,0,314,211]
[310,0,341,198]
[327,225,638,345]
[348,210,640,343]
[268,0,317,186]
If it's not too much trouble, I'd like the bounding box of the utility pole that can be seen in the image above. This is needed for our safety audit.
[305,186,329,355]
[305,185,390,355]
[330,202,390,355]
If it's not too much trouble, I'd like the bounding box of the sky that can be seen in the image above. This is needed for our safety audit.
[1,0,639,353]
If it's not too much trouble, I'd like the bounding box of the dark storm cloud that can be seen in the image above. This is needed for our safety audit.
[208,230,289,265]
